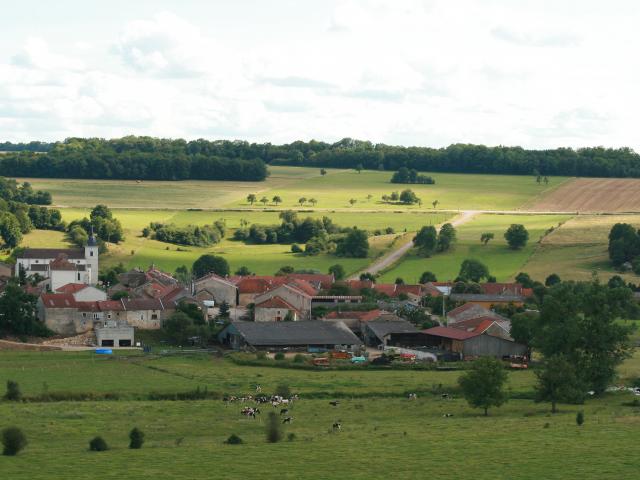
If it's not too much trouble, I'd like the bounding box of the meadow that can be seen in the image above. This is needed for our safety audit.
[20,167,569,211]
[378,214,572,283]
[0,350,639,480]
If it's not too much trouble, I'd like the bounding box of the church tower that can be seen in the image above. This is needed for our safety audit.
[84,228,99,285]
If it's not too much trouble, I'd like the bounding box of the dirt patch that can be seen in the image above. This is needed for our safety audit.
[530,178,640,213]
[0,339,61,351]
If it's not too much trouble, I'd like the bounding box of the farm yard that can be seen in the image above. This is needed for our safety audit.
[0,350,639,480]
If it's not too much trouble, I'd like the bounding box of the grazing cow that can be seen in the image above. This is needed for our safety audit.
[282,417,293,424]
[280,408,289,415]
[332,422,342,431]
[441,393,450,399]
[443,413,454,418]
[408,393,417,400]
[329,401,339,407]
[256,385,262,393]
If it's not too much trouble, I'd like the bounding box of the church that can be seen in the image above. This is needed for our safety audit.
[15,232,99,291]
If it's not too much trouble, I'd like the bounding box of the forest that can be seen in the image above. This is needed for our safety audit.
[1,136,640,179]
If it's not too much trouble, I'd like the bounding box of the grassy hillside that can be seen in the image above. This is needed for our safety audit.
[0,350,638,480]
[379,214,572,283]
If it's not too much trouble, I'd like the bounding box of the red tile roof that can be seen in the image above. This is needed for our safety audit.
[395,285,423,296]
[55,283,89,294]
[286,273,334,290]
[423,326,480,340]
[286,279,319,296]
[41,293,76,308]
[449,316,499,332]
[345,280,374,291]
[49,254,78,271]
[236,276,285,294]
[255,296,299,311]
[373,284,397,296]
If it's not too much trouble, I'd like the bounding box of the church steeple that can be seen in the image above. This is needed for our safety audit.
[87,225,98,247]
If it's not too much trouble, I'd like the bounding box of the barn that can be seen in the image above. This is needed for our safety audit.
[422,326,527,358]
[218,321,362,351]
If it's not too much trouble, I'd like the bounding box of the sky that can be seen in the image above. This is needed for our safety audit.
[1,0,640,149]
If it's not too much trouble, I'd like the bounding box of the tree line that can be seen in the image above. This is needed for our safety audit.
[0,137,268,181]
[3,136,640,179]
[144,220,226,247]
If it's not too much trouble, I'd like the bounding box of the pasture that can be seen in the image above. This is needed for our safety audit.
[0,350,639,480]
[20,167,568,211]
[378,214,572,283]
[522,214,640,283]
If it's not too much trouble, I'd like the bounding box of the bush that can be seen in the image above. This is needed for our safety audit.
[89,436,109,452]
[293,354,306,364]
[256,351,267,360]
[287,433,296,442]
[2,427,27,456]
[266,412,283,443]
[4,380,21,401]
[576,411,584,426]
[275,383,291,397]
[129,427,145,449]
[225,434,243,445]
[274,352,286,361]
[291,243,303,253]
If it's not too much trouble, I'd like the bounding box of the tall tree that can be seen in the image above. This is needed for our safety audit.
[414,226,438,255]
[535,355,585,413]
[192,254,230,278]
[458,357,508,416]
[458,259,490,282]
[504,224,529,249]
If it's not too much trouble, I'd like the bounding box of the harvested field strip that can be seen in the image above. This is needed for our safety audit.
[529,178,640,213]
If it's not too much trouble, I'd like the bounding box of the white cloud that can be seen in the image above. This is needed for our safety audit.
[1,2,639,149]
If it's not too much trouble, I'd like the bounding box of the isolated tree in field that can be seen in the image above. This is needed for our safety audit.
[458,357,508,416]
[309,198,318,207]
[480,232,494,245]
[266,412,283,443]
[4,380,21,401]
[328,264,346,280]
[504,224,529,249]
[419,271,437,284]
[298,197,307,206]
[355,164,363,173]
[2,427,27,456]
[320,168,327,176]
[272,195,282,206]
[536,175,541,184]
[535,355,584,413]
[348,198,357,207]
[129,427,145,449]
[544,176,549,185]
[247,194,257,205]
[260,196,269,207]
[89,436,109,452]
[382,194,390,203]
[437,223,457,252]
[192,254,230,278]
[235,266,252,276]
[399,189,419,205]
[458,259,490,283]
[432,200,439,209]
[414,226,437,256]
[417,198,422,207]
[336,229,369,258]
[545,273,561,286]
[390,191,399,202]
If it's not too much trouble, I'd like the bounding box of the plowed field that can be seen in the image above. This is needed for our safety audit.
[530,178,640,212]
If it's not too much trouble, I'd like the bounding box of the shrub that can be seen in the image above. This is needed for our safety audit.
[291,243,303,253]
[4,380,21,401]
[287,433,296,442]
[274,352,286,361]
[256,351,267,360]
[275,383,291,397]
[225,434,243,445]
[129,427,145,449]
[576,411,584,426]
[266,412,282,443]
[89,436,109,452]
[2,427,27,456]
[293,354,306,364]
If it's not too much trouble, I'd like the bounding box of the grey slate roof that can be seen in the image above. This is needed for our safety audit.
[366,320,419,340]
[227,320,362,346]
[22,248,85,259]
[449,293,525,303]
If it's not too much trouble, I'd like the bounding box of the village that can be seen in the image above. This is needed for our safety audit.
[14,234,531,365]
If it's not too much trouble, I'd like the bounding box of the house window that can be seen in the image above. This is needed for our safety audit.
[77,273,81,281]
[35,260,39,263]
[151,314,158,320]
[140,315,144,320]
[93,314,99,319]
[82,313,87,318]
[90,251,94,257]
[107,314,111,319]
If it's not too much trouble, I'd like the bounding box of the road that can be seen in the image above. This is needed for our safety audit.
[347,210,478,280]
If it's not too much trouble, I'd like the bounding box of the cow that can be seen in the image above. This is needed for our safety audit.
[332,422,342,431]
[329,401,339,407]
[443,413,454,418]
[280,408,289,415]
[282,417,293,424]
[408,393,417,400]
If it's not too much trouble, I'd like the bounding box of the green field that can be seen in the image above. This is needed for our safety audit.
[0,350,638,479]
[522,214,640,283]
[20,167,568,211]
[379,214,572,283]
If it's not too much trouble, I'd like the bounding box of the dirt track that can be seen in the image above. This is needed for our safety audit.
[529,178,640,213]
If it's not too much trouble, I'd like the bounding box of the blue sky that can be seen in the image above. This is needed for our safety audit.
[2,0,639,149]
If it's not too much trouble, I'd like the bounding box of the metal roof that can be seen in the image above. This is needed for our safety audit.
[225,320,362,346]
[365,319,419,339]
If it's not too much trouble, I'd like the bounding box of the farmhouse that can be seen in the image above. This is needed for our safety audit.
[218,320,362,351]
[15,232,99,290]
[254,283,314,321]
[422,325,527,358]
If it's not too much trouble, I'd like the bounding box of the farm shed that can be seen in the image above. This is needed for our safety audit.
[422,326,527,358]
[363,319,419,346]
[94,320,134,347]
[218,321,362,351]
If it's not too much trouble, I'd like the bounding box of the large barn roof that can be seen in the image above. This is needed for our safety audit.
[226,321,361,346]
